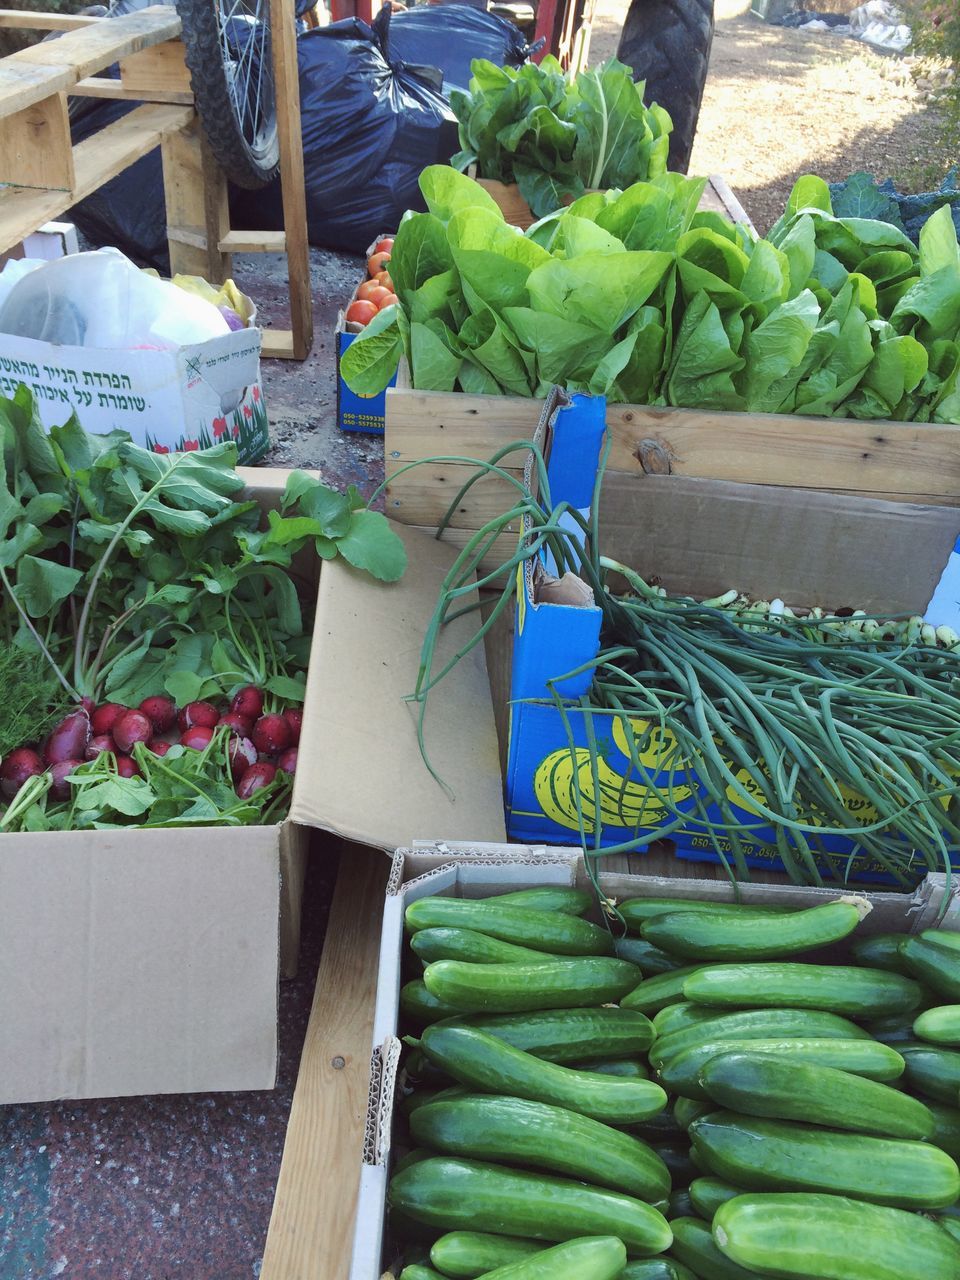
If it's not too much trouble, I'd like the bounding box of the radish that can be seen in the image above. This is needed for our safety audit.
[276,747,298,775]
[180,726,214,751]
[115,756,140,779]
[283,709,302,745]
[252,713,291,755]
[80,695,96,716]
[0,748,44,798]
[112,710,153,754]
[231,686,264,721]
[236,762,276,798]
[178,701,220,732]
[228,735,258,781]
[139,695,176,733]
[44,709,91,765]
[85,734,115,761]
[147,739,170,757]
[91,703,126,736]
[49,759,82,800]
[219,712,253,737]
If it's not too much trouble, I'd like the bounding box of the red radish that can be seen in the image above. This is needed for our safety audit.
[178,701,220,731]
[139,695,176,733]
[112,710,153,754]
[91,703,126,736]
[219,711,254,737]
[252,713,291,755]
[49,759,82,800]
[80,695,96,716]
[283,709,302,745]
[0,748,43,798]
[231,686,264,721]
[44,709,91,765]
[228,735,258,781]
[236,762,276,799]
[147,739,171,757]
[180,726,214,751]
[276,748,298,775]
[115,756,140,779]
[85,734,115,761]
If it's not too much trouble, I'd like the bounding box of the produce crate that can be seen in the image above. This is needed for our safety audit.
[337,233,398,435]
[347,841,960,1279]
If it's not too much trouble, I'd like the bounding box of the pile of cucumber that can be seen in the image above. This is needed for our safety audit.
[387,887,960,1280]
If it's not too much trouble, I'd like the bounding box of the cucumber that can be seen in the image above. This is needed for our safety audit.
[615,936,686,975]
[401,980,462,1027]
[405,899,613,956]
[630,1109,685,1141]
[622,1263,697,1280]
[850,933,912,973]
[409,1093,671,1201]
[388,1157,673,1256]
[394,1147,433,1174]
[865,1013,917,1044]
[713,1191,960,1280]
[697,1051,934,1139]
[674,1098,711,1130]
[682,963,923,1019]
[689,1177,744,1221]
[900,1042,960,1104]
[659,1038,905,1100]
[400,1267,446,1280]
[405,1051,451,1084]
[642,900,867,962]
[490,887,592,915]
[928,1102,960,1161]
[436,1007,655,1064]
[653,1003,723,1037]
[650,1007,870,1070]
[420,1024,668,1125]
[620,898,778,930]
[670,1216,761,1280]
[900,932,960,998]
[411,928,555,966]
[476,1237,627,1280]
[423,958,639,1013]
[916,1005,960,1045]
[689,1110,960,1209]
[622,967,701,1015]
[574,1058,650,1078]
[430,1233,541,1278]
[939,1216,960,1246]
[668,1189,694,1219]
[650,1142,699,1188]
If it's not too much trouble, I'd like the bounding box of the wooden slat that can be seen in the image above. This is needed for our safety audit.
[261,329,297,359]
[70,75,193,104]
[0,61,73,117]
[0,101,193,254]
[259,844,389,1280]
[161,118,231,282]
[0,9,100,29]
[11,6,181,83]
[0,91,74,190]
[119,39,190,97]
[219,229,288,253]
[385,461,525,532]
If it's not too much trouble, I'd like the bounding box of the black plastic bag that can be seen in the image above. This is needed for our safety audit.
[383,4,531,93]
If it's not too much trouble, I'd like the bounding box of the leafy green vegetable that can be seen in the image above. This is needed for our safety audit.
[0,643,68,757]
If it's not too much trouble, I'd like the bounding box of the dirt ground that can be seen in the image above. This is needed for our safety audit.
[590,0,950,231]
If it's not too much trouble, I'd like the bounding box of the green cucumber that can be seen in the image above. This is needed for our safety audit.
[409,1093,670,1201]
[642,900,867,962]
[668,1189,694,1220]
[388,1157,673,1256]
[670,1216,761,1280]
[430,1233,541,1278]
[689,1177,744,1221]
[405,899,613,956]
[659,1038,904,1100]
[652,1003,723,1037]
[650,1142,699,1188]
[650,1007,870,1070]
[436,1007,654,1063]
[400,1266,446,1280]
[477,1237,627,1280]
[420,1023,668,1125]
[405,1051,450,1084]
[916,1005,960,1045]
[940,1216,960,1246]
[900,932,960,998]
[850,933,912,973]
[713,1191,960,1280]
[698,1051,934,1139]
[615,936,686,975]
[490,887,592,915]
[574,1058,650,1078]
[423,958,639,1013]
[619,898,778,930]
[900,1042,960,1104]
[401,980,461,1027]
[622,967,701,1014]
[394,1147,433,1174]
[682,963,923,1018]
[411,928,555,966]
[674,1098,711,1130]
[689,1110,960,1208]
[865,1013,917,1044]
[929,1102,960,1161]
[622,1262,697,1280]
[630,1109,685,1141]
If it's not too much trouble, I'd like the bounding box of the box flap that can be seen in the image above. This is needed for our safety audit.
[291,524,506,848]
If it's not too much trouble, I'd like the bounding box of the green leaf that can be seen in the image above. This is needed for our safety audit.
[164,669,204,705]
[15,556,84,618]
[919,204,960,278]
[296,482,352,537]
[281,470,320,512]
[410,321,462,392]
[339,306,405,397]
[265,673,307,703]
[335,510,408,582]
[389,212,455,296]
[830,172,904,226]
[73,776,156,817]
[419,164,502,223]
[740,291,821,412]
[525,250,672,332]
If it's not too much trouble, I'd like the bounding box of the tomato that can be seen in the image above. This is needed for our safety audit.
[346,299,378,327]
[368,251,391,277]
[356,279,385,303]
[373,237,395,255]
[375,270,393,290]
[378,293,399,310]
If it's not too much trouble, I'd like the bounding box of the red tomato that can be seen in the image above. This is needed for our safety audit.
[346,299,378,327]
[367,251,391,277]
[356,279,384,303]
[378,293,399,310]
[373,237,395,255]
[375,270,393,290]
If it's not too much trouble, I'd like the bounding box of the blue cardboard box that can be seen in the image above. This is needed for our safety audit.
[337,328,397,436]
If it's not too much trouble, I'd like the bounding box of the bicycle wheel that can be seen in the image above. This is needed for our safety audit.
[177,0,280,189]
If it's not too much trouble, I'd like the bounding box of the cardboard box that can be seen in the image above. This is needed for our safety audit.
[337,237,398,436]
[348,842,960,1279]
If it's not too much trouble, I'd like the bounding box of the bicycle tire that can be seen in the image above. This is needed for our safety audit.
[616,0,714,174]
[177,0,280,189]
